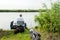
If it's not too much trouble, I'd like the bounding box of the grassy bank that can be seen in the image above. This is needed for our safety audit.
[35,27,60,40]
[40,30,60,40]
[0,27,60,40]
[0,29,31,40]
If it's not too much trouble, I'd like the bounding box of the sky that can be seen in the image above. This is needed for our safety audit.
[0,0,58,10]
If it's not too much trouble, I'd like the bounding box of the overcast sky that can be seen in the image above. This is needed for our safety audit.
[0,0,57,10]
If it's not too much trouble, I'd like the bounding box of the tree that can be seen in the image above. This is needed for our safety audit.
[35,2,60,32]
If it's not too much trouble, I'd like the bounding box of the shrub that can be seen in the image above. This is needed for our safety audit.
[35,2,60,32]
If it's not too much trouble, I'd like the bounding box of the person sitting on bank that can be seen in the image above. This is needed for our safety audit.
[17,14,24,26]
[17,14,27,29]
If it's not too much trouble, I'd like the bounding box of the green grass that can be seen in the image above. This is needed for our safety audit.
[1,33,31,40]
[0,27,60,40]
[35,26,60,40]
[0,30,31,40]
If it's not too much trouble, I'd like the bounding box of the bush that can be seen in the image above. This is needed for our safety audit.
[35,2,60,32]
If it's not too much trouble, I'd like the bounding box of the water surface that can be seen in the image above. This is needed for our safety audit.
[0,12,38,30]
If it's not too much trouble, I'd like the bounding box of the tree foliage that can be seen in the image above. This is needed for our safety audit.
[35,2,60,32]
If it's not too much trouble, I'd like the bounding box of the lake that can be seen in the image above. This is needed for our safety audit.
[0,12,39,30]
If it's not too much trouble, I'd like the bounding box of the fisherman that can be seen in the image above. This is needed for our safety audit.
[17,14,24,26]
[17,14,27,32]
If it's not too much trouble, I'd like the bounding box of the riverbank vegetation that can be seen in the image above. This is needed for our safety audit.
[35,2,60,32]
[35,2,60,40]
[0,29,31,40]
